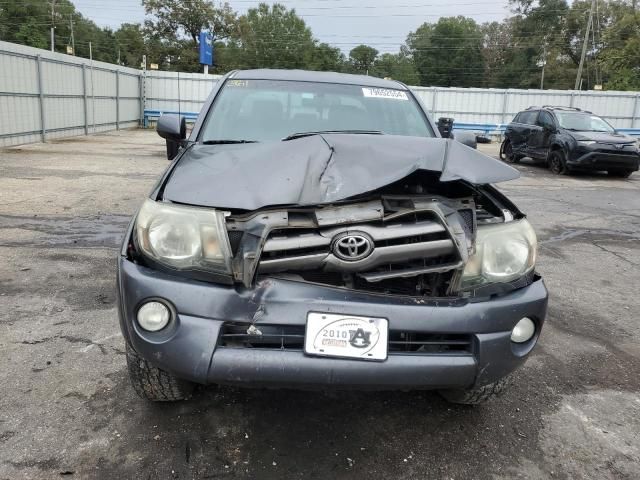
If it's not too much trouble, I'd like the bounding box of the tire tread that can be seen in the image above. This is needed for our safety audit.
[126,345,194,402]
[439,376,511,405]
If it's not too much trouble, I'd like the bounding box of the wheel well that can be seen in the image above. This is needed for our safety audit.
[547,143,565,160]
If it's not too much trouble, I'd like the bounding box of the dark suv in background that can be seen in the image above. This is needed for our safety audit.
[501,106,640,177]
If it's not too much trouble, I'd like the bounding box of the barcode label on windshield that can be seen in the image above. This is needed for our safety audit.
[362,88,408,100]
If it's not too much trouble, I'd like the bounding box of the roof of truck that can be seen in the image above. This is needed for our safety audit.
[230,69,407,89]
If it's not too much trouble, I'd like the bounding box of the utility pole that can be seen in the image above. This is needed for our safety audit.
[50,0,56,52]
[69,15,75,55]
[575,0,596,90]
[538,44,547,90]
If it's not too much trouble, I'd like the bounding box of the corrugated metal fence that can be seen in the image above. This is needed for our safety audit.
[144,70,221,122]
[141,74,640,137]
[411,86,640,136]
[0,41,141,147]
[2,40,639,148]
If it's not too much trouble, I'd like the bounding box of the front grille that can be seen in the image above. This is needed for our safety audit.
[458,208,475,237]
[257,212,461,286]
[593,146,638,156]
[388,332,473,355]
[219,324,305,350]
[227,230,244,255]
[218,323,474,356]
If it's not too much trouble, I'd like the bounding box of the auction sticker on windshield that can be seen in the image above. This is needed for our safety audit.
[305,312,388,361]
[362,87,408,100]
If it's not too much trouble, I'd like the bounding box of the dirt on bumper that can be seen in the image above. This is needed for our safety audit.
[117,258,548,390]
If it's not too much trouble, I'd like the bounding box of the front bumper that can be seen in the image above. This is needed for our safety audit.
[117,258,548,390]
[568,147,640,171]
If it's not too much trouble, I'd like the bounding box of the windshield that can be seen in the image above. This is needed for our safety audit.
[554,112,614,132]
[200,79,433,142]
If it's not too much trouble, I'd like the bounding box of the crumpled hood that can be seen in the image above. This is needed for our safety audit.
[163,134,519,210]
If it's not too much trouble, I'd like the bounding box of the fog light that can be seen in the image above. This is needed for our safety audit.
[137,301,170,332]
[511,317,535,343]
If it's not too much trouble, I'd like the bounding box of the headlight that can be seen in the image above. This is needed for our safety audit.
[135,199,232,274]
[461,219,537,288]
[577,140,596,146]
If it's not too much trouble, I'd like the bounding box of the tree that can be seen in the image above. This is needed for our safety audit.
[235,3,316,69]
[142,0,239,71]
[306,43,346,72]
[598,2,640,89]
[503,0,572,89]
[0,0,118,60]
[143,0,238,43]
[348,45,379,74]
[3,0,640,91]
[114,24,146,67]
[406,17,485,87]
[371,53,419,85]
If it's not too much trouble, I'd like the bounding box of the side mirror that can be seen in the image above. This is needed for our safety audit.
[452,130,477,149]
[543,124,556,133]
[157,114,186,160]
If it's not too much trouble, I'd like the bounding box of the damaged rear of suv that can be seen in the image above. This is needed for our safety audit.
[117,70,548,404]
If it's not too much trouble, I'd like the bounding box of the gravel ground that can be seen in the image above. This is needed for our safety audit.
[1,130,639,480]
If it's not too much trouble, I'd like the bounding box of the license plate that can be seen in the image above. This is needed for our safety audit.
[304,312,388,361]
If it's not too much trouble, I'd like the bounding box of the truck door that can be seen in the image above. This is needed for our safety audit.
[509,111,536,154]
[529,111,556,160]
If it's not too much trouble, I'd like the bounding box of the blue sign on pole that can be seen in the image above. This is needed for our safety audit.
[199,31,213,65]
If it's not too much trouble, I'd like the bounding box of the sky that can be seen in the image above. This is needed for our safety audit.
[72,0,512,54]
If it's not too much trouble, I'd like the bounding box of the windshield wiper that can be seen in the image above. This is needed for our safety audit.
[202,139,258,145]
[282,130,383,141]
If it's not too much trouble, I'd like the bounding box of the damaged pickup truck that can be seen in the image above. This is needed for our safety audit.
[117,70,548,404]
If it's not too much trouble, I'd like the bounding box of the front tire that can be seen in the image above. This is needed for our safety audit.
[548,149,568,175]
[607,169,633,178]
[439,375,512,405]
[126,344,195,402]
[500,140,520,163]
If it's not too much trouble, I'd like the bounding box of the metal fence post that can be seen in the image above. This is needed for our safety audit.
[139,73,145,127]
[501,89,509,124]
[632,94,639,128]
[36,55,46,142]
[569,92,575,108]
[116,70,120,130]
[432,88,438,117]
[82,64,88,135]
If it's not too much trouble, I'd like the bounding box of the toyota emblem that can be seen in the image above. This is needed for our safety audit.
[333,233,374,261]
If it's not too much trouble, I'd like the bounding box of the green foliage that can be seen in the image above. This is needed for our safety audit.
[371,53,419,85]
[143,0,238,43]
[598,3,640,89]
[348,45,379,74]
[1,0,639,90]
[406,17,485,87]
[306,43,346,72]
[235,3,315,69]
[0,0,115,60]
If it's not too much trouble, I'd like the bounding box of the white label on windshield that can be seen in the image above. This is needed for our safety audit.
[362,87,408,100]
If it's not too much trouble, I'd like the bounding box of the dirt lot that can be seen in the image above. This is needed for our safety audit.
[1,130,639,480]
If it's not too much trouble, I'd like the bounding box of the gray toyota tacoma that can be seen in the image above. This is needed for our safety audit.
[117,70,548,404]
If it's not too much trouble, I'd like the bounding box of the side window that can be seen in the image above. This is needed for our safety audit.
[519,111,538,125]
[537,111,555,129]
